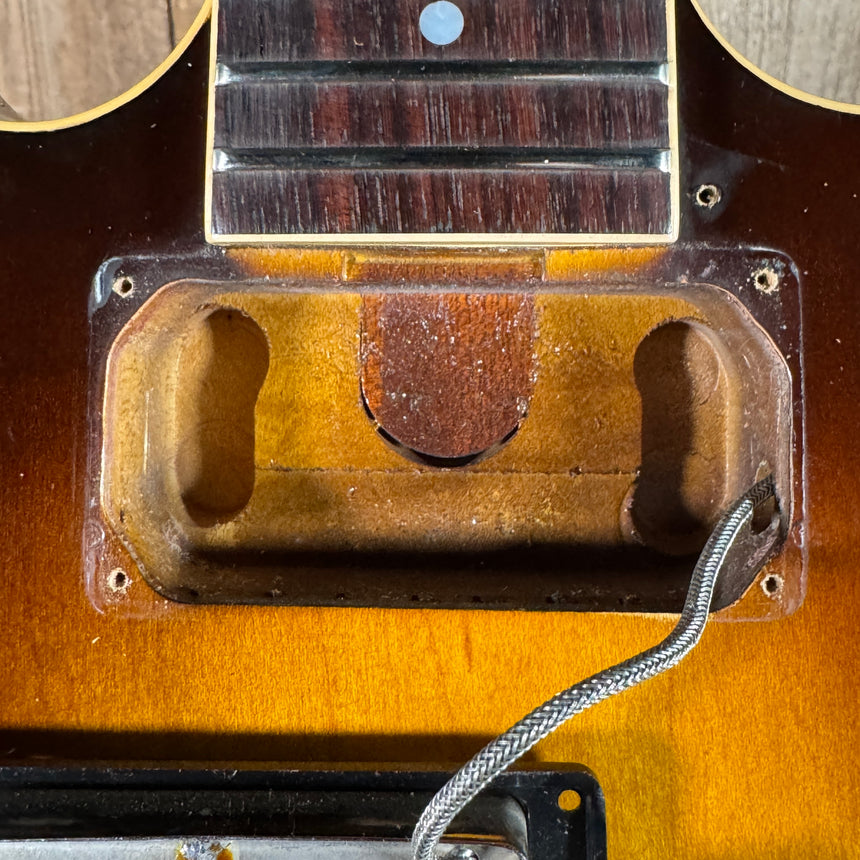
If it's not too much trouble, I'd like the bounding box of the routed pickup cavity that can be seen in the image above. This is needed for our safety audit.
[100,280,790,612]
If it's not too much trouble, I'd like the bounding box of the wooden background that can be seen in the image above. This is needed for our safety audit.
[0,0,203,120]
[0,0,859,120]
[702,0,860,105]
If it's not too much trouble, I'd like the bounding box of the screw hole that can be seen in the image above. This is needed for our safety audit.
[752,267,779,294]
[112,275,135,297]
[557,789,582,812]
[694,183,721,209]
[762,574,782,597]
[107,568,130,593]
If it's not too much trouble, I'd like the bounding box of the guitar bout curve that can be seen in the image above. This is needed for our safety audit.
[0,0,212,133]
[691,0,860,114]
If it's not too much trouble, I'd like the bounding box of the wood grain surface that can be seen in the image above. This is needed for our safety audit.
[210,167,673,236]
[360,294,537,461]
[210,0,672,238]
[2,0,858,119]
[0,6,858,860]
[698,0,860,104]
[217,0,668,61]
[213,77,671,150]
[0,0,203,119]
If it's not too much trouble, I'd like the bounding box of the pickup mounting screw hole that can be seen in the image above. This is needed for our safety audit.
[557,788,582,812]
[762,573,782,597]
[420,1,465,46]
[112,275,135,298]
[107,568,130,593]
[694,183,721,209]
[752,267,779,294]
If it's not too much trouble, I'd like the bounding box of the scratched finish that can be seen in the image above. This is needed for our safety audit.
[210,0,672,238]
[1,6,860,860]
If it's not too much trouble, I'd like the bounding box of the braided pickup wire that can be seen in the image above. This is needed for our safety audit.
[412,476,777,860]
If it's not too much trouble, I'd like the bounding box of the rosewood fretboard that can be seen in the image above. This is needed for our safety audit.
[207,0,675,242]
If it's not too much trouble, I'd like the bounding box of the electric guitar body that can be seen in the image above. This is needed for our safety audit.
[0,0,857,857]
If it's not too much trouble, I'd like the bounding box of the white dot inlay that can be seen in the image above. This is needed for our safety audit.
[419,1,465,46]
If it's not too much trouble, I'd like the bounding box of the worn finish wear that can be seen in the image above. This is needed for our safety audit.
[360,293,538,460]
[0,4,858,860]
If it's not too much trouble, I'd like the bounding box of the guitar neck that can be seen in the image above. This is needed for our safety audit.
[207,0,677,242]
